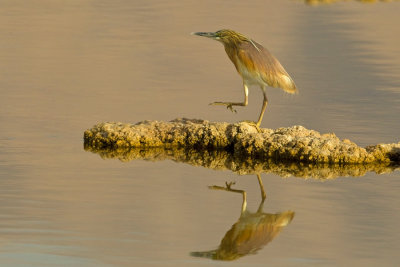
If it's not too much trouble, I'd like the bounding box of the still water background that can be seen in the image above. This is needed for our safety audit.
[1,0,400,266]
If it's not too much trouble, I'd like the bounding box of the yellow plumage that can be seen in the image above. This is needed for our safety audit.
[193,29,298,128]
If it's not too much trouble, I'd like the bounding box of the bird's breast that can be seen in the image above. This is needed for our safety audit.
[236,59,267,87]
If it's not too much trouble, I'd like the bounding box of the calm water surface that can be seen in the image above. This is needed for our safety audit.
[0,0,400,266]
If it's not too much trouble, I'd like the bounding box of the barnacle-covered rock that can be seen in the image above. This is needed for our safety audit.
[84,118,400,165]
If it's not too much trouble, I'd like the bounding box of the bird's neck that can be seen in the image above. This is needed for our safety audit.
[224,44,241,71]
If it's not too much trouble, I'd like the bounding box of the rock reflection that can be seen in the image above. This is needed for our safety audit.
[191,175,294,261]
[84,146,399,179]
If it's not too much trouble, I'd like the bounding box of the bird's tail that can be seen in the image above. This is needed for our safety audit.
[279,74,298,94]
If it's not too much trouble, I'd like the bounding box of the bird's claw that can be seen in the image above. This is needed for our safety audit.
[209,102,237,113]
[240,120,261,133]
[225,181,236,189]
[226,104,237,113]
[208,181,236,191]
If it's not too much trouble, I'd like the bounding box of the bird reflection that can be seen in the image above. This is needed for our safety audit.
[191,174,294,261]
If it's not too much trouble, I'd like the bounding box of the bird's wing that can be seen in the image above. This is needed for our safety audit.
[237,41,298,94]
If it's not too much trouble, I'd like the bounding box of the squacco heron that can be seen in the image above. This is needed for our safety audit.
[192,29,298,128]
[191,176,295,261]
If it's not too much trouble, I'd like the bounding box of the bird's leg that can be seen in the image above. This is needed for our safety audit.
[238,85,268,132]
[256,87,268,127]
[208,181,247,213]
[209,84,249,113]
[255,174,267,213]
[256,174,267,201]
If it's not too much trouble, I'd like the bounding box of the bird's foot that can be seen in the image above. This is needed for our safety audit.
[209,102,237,113]
[208,181,236,191]
[239,120,261,133]
[225,181,236,190]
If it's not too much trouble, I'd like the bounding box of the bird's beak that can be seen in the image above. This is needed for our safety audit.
[191,32,218,39]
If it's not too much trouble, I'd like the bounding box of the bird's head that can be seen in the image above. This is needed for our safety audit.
[192,29,249,47]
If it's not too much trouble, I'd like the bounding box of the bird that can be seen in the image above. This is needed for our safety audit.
[192,29,298,129]
[191,175,295,261]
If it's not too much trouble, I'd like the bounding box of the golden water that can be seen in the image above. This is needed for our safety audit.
[0,0,399,266]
